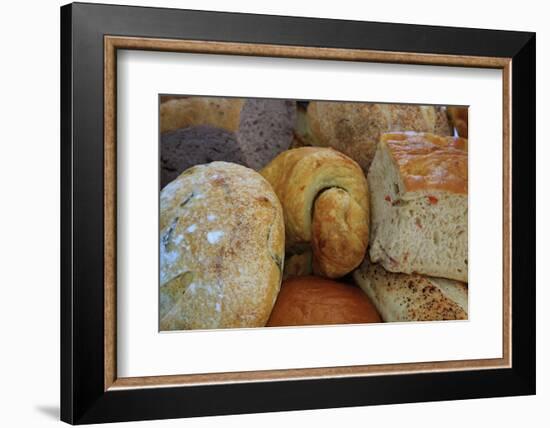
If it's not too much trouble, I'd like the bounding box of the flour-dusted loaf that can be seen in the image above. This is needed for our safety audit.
[353,261,468,322]
[261,147,369,278]
[305,102,451,172]
[159,162,285,330]
[267,276,381,326]
[368,132,468,282]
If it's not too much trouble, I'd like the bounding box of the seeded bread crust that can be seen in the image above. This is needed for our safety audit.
[368,132,468,282]
[306,102,452,172]
[353,261,468,322]
[160,125,246,188]
[159,162,284,330]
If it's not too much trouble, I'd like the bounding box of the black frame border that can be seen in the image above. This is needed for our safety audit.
[61,2,535,424]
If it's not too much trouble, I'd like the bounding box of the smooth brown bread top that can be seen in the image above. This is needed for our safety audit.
[267,276,381,326]
[381,132,468,195]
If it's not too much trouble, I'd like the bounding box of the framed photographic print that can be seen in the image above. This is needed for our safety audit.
[60,2,536,424]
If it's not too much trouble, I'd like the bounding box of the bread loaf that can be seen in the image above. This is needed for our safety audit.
[261,147,369,278]
[160,97,244,133]
[160,125,246,188]
[354,261,468,322]
[306,102,451,172]
[368,132,468,281]
[160,162,284,330]
[160,97,297,179]
[267,276,381,326]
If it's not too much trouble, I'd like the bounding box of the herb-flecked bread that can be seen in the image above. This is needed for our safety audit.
[354,261,468,322]
[159,162,284,330]
[368,132,468,282]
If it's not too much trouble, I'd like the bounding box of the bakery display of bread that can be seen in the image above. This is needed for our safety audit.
[160,97,297,182]
[158,95,470,330]
[304,102,452,172]
[159,161,284,330]
[447,106,468,138]
[267,276,381,326]
[261,147,369,278]
[368,131,468,282]
[354,261,468,322]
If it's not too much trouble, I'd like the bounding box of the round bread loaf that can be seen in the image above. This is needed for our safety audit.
[159,97,297,181]
[160,125,246,188]
[266,276,381,326]
[237,98,297,170]
[160,162,285,330]
[306,102,451,172]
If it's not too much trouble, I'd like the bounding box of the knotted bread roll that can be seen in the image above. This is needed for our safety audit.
[261,147,369,278]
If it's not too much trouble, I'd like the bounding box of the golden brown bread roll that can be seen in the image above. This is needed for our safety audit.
[160,97,244,133]
[306,102,451,172]
[261,147,369,278]
[267,276,381,326]
[160,162,284,330]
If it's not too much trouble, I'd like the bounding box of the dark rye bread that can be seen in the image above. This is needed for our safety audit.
[237,99,297,170]
[160,98,297,188]
[160,125,246,188]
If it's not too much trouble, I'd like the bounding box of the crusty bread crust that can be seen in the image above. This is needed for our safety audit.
[267,276,381,326]
[368,132,468,281]
[381,132,468,195]
[261,147,369,278]
[354,262,468,322]
[160,162,284,330]
[160,97,244,133]
[306,102,452,172]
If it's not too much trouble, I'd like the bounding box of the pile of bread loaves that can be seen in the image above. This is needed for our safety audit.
[159,96,468,330]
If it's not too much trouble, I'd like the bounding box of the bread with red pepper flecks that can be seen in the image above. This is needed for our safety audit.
[367,132,468,282]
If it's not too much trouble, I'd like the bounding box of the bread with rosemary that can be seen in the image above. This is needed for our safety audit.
[159,162,285,330]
